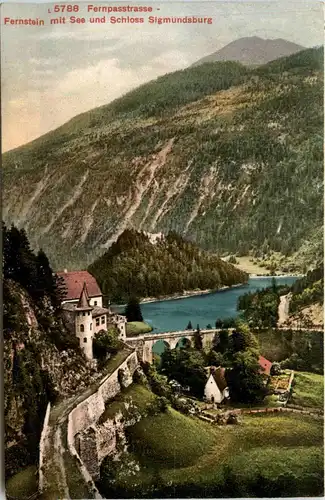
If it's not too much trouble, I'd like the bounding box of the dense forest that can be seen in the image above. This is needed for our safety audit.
[3,47,323,269]
[289,265,324,314]
[88,230,248,303]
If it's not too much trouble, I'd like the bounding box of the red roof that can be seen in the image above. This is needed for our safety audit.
[258,355,272,376]
[57,271,102,301]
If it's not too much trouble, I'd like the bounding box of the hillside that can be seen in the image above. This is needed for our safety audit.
[191,36,305,67]
[3,47,323,270]
[3,224,97,479]
[88,230,248,303]
[287,266,324,325]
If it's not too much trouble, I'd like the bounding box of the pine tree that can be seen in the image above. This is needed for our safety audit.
[193,324,203,350]
[124,297,143,322]
[186,321,193,330]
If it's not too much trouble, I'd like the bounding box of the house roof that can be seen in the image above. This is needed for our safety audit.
[258,355,272,376]
[210,366,228,392]
[92,306,111,317]
[57,271,102,301]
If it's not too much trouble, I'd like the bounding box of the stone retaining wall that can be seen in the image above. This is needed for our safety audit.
[39,348,139,498]
[38,402,51,492]
[227,406,323,419]
[66,350,138,492]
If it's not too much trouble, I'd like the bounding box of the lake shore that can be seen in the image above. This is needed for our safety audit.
[139,283,246,305]
[250,274,304,278]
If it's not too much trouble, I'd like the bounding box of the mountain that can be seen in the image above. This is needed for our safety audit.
[3,47,323,270]
[88,230,248,302]
[191,37,305,67]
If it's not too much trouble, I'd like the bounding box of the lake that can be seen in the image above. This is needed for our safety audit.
[136,276,299,333]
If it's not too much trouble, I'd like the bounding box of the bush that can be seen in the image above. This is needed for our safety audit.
[93,328,119,362]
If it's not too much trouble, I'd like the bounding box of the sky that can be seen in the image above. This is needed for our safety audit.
[1,0,323,152]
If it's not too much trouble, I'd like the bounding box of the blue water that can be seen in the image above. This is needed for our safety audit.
[132,277,298,333]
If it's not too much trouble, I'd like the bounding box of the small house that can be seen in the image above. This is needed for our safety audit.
[204,366,229,404]
[258,355,272,376]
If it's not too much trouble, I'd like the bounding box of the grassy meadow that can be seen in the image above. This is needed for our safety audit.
[290,372,324,408]
[126,321,153,336]
[98,384,323,497]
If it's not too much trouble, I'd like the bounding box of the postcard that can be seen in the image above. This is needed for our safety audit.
[2,0,323,498]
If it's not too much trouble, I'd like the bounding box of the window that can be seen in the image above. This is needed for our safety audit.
[88,311,90,316]
[94,301,97,306]
[80,324,84,333]
[96,318,100,326]
[101,316,105,324]
[83,338,87,343]
[90,323,92,330]
[83,312,85,317]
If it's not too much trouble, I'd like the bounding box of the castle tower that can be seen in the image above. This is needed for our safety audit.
[74,282,94,360]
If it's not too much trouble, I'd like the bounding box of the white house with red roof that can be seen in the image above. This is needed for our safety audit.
[58,270,126,360]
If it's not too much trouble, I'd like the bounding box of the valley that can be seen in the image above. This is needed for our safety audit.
[2,30,324,499]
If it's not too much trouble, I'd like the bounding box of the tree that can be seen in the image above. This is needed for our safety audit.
[193,324,203,350]
[160,349,206,398]
[226,350,267,404]
[124,297,143,322]
[214,330,230,354]
[186,321,193,330]
[270,362,281,376]
[230,321,259,354]
[206,349,225,367]
[93,328,119,362]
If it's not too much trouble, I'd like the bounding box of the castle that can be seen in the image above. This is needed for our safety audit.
[58,270,126,360]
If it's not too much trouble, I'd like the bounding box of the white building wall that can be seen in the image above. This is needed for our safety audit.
[89,296,103,308]
[204,375,224,403]
[93,314,107,334]
[62,295,102,307]
[115,316,126,341]
[75,310,93,360]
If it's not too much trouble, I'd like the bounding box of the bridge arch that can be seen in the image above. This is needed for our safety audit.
[152,339,171,362]
[175,337,192,349]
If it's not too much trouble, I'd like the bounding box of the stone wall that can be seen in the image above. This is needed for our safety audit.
[38,402,51,492]
[67,350,139,486]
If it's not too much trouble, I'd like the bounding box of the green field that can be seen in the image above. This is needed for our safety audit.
[6,465,38,498]
[99,383,156,422]
[290,372,324,408]
[126,321,153,336]
[122,406,323,496]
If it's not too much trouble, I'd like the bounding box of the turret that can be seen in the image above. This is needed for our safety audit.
[74,282,94,360]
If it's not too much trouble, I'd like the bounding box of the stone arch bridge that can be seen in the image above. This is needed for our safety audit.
[126,329,228,363]
[126,325,323,364]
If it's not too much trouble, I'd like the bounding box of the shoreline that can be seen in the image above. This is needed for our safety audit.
[140,283,247,305]
[250,274,303,279]
[112,274,301,308]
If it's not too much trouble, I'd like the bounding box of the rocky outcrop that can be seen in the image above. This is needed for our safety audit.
[40,349,139,498]
[4,281,97,478]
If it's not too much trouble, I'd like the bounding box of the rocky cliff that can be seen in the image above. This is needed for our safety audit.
[4,279,97,478]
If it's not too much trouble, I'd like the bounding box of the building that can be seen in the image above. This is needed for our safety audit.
[204,366,229,404]
[58,270,127,360]
[258,355,272,376]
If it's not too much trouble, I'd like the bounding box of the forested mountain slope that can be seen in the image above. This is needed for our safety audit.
[3,47,323,270]
[88,230,248,302]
